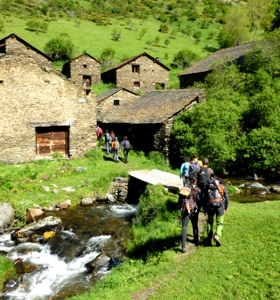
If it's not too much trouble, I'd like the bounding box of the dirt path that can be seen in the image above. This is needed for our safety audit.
[131,212,207,300]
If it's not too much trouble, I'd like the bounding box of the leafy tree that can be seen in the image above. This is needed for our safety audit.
[111,28,121,41]
[159,23,168,33]
[164,39,170,48]
[171,49,198,69]
[99,46,116,68]
[138,27,147,40]
[43,37,74,60]
[26,19,49,33]
[218,5,251,48]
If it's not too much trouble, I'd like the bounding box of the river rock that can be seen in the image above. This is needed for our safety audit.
[13,258,24,273]
[47,231,86,262]
[13,216,62,244]
[106,193,116,203]
[85,252,111,273]
[26,208,44,223]
[0,203,15,231]
[81,198,95,206]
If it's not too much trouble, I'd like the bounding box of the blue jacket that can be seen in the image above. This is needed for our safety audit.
[180,162,189,178]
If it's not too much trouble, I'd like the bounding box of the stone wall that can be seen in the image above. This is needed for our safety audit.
[0,54,97,164]
[97,89,139,119]
[69,54,101,86]
[5,35,53,69]
[116,56,169,93]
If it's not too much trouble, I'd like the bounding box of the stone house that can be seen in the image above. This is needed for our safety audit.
[62,53,101,87]
[98,89,205,161]
[101,52,170,93]
[0,33,53,69]
[96,87,139,121]
[179,43,254,88]
[0,54,96,164]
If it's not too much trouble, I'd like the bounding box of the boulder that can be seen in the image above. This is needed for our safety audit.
[14,216,62,244]
[0,203,15,231]
[26,208,44,223]
[81,198,95,206]
[13,258,24,273]
[85,252,111,273]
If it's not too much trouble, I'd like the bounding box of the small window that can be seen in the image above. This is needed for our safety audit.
[132,65,140,73]
[83,64,87,68]
[0,80,3,84]
[114,100,120,106]
[134,82,140,87]
[155,83,165,90]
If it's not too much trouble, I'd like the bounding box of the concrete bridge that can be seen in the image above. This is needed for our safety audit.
[129,169,182,193]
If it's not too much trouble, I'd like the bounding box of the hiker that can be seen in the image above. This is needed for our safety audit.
[192,154,203,167]
[121,136,131,163]
[180,157,190,186]
[188,159,200,181]
[104,129,110,155]
[206,175,229,247]
[111,137,120,162]
[96,125,103,140]
[197,158,214,213]
[178,183,199,253]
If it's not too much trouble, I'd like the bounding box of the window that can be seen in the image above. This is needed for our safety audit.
[155,83,165,90]
[134,82,140,88]
[0,80,3,84]
[114,100,120,106]
[83,64,87,68]
[132,65,140,73]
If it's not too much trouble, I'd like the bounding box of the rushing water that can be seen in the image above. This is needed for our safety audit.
[0,203,138,300]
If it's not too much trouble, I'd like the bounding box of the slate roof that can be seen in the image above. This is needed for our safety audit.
[179,43,254,76]
[96,87,139,103]
[101,52,170,74]
[68,52,101,64]
[0,33,53,62]
[99,89,204,124]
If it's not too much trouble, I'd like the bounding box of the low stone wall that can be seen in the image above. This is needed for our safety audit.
[106,177,129,203]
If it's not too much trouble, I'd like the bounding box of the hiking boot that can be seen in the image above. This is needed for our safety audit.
[213,234,221,247]
[182,247,186,253]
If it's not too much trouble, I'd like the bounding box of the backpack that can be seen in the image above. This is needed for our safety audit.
[113,141,120,150]
[179,187,197,214]
[189,161,200,179]
[208,181,225,208]
[124,140,131,150]
[197,167,208,186]
[105,132,110,141]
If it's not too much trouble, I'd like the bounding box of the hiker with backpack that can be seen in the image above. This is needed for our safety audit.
[192,154,203,167]
[180,157,190,186]
[197,158,214,213]
[188,160,200,181]
[111,137,120,162]
[96,125,103,140]
[206,175,229,247]
[104,129,110,155]
[177,182,199,253]
[121,136,131,163]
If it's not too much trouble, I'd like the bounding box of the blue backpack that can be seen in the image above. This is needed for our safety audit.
[189,161,200,179]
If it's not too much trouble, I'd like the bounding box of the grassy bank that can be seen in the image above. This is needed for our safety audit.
[69,195,280,300]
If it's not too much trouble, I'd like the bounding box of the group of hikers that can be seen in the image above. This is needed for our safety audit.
[178,155,229,253]
[96,125,131,163]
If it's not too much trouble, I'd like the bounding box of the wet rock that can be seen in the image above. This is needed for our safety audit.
[246,182,267,189]
[85,252,111,273]
[26,208,44,223]
[56,202,69,210]
[106,193,116,203]
[14,216,62,244]
[81,198,95,206]
[0,203,15,231]
[10,243,43,255]
[62,187,76,193]
[47,231,86,262]
[13,258,24,273]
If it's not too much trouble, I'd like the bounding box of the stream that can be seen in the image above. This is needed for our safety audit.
[0,178,279,300]
[0,202,138,300]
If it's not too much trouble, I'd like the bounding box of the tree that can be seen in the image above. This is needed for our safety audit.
[139,27,147,40]
[43,37,74,60]
[111,28,121,41]
[99,47,116,68]
[171,49,198,69]
[218,5,251,48]
[26,19,48,34]
[164,39,170,48]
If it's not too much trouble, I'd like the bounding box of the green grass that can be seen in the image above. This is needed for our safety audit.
[0,256,14,290]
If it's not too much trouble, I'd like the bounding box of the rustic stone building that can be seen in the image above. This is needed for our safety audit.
[179,43,254,88]
[98,89,205,161]
[0,33,53,69]
[101,52,170,93]
[96,87,139,120]
[0,54,96,164]
[62,53,101,87]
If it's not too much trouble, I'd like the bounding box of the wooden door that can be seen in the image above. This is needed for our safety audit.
[36,127,69,157]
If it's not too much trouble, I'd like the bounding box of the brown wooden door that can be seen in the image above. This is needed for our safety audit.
[36,127,69,157]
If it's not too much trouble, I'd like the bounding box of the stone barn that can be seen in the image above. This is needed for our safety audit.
[0,54,96,164]
[98,89,205,161]
[62,53,101,87]
[101,52,170,93]
[179,43,254,88]
[96,87,139,121]
[0,33,53,69]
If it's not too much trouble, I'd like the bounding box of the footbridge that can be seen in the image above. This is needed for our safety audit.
[129,169,182,193]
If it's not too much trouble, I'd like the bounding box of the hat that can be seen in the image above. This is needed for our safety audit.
[179,187,191,197]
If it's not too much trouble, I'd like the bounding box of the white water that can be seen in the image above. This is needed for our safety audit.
[0,203,138,300]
